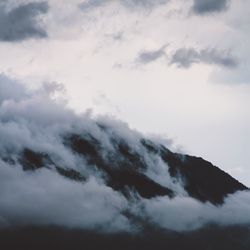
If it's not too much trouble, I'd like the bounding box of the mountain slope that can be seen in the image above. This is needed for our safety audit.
[12,127,247,205]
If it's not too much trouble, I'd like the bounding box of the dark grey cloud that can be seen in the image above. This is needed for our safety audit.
[135,45,167,65]
[170,48,238,68]
[192,0,230,14]
[0,1,48,42]
[79,0,169,12]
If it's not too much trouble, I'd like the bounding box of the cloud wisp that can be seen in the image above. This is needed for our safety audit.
[0,1,49,42]
[79,0,169,12]
[135,45,168,65]
[169,48,238,68]
[134,46,238,69]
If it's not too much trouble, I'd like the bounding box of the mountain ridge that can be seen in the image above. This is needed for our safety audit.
[5,129,246,206]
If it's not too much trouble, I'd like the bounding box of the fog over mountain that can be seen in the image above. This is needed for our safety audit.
[0,76,249,236]
[1,1,250,249]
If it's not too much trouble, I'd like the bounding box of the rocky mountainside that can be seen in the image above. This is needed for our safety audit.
[8,125,247,206]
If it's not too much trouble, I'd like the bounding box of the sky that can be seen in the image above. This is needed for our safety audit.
[0,0,249,185]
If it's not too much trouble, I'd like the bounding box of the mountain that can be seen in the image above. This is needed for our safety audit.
[8,124,246,206]
[0,79,250,249]
[0,104,250,250]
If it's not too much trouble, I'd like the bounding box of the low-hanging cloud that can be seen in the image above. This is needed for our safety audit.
[0,1,49,42]
[192,0,231,15]
[0,74,249,232]
[169,48,238,69]
[142,190,250,231]
[0,161,131,231]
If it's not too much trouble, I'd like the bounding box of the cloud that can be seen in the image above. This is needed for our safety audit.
[120,0,169,10]
[0,1,49,42]
[0,75,28,104]
[0,161,131,231]
[141,190,250,231]
[79,0,169,12]
[135,45,167,65]
[0,75,132,231]
[79,0,109,11]
[134,46,237,69]
[169,48,238,68]
[192,0,230,14]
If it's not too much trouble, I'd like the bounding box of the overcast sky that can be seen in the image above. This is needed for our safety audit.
[0,0,249,185]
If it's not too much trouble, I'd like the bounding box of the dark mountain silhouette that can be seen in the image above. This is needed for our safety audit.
[0,117,249,250]
[14,128,247,205]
